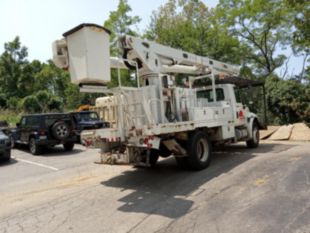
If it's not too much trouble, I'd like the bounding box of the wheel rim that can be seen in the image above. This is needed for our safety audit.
[197,138,209,162]
[56,125,68,137]
[253,126,259,144]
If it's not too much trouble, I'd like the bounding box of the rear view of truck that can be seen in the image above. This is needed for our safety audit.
[52,23,262,170]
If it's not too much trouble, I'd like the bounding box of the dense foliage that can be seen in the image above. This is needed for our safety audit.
[0,0,309,125]
[147,0,310,124]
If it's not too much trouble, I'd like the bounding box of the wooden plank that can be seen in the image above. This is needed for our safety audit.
[268,125,294,140]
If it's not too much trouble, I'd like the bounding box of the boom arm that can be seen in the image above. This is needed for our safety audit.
[120,35,239,76]
[52,24,239,87]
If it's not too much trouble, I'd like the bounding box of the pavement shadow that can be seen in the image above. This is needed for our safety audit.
[101,142,296,219]
[213,142,296,155]
[14,144,84,157]
[0,158,18,166]
[100,144,267,218]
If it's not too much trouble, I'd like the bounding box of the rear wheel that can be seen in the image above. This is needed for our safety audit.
[29,138,42,155]
[2,150,11,162]
[178,131,212,170]
[63,142,74,151]
[246,122,260,148]
[141,149,159,167]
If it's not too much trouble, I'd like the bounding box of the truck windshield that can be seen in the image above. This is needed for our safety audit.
[76,112,99,122]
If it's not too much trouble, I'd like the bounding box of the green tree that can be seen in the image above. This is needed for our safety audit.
[0,94,6,108]
[145,0,245,63]
[285,0,310,81]
[34,60,70,100]
[0,37,29,98]
[48,96,63,112]
[285,0,310,52]
[266,75,310,124]
[36,90,51,112]
[215,0,292,76]
[103,0,141,88]
[21,95,41,113]
[104,0,141,56]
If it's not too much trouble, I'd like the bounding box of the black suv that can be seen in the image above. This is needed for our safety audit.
[14,113,77,155]
[70,111,108,142]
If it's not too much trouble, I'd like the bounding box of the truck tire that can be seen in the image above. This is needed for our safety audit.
[185,131,212,170]
[149,149,159,166]
[29,138,42,155]
[246,122,259,148]
[63,142,74,151]
[51,121,69,140]
[141,149,159,167]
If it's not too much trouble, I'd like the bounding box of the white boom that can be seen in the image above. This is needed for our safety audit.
[120,35,239,76]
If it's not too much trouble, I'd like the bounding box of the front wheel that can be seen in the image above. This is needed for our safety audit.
[29,138,42,155]
[185,131,212,170]
[246,122,260,148]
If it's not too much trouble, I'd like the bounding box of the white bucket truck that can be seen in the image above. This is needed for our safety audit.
[53,23,262,170]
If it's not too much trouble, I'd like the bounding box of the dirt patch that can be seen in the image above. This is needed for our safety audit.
[289,123,310,141]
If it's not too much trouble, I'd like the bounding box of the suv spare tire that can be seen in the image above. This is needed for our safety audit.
[51,121,70,140]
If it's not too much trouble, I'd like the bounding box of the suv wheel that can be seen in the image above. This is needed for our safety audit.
[29,138,42,155]
[63,142,74,151]
[51,121,70,140]
[1,150,11,162]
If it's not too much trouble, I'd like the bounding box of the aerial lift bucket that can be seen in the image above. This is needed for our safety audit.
[53,23,111,86]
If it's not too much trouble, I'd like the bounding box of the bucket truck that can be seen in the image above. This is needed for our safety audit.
[52,23,262,170]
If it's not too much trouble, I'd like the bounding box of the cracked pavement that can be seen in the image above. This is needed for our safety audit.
[0,142,309,233]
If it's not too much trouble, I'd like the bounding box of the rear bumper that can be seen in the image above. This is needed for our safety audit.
[35,136,77,146]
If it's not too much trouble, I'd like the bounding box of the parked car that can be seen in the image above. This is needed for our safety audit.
[0,120,15,147]
[0,120,11,137]
[70,111,109,142]
[0,129,11,162]
[14,113,77,155]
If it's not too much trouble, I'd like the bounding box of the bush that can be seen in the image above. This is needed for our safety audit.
[7,97,21,110]
[48,96,63,112]
[0,94,7,108]
[21,95,41,113]
[0,109,21,125]
[36,90,51,112]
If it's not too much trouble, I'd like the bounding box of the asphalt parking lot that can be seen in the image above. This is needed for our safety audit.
[0,141,309,233]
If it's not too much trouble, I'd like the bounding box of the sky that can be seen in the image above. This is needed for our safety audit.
[0,0,306,77]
